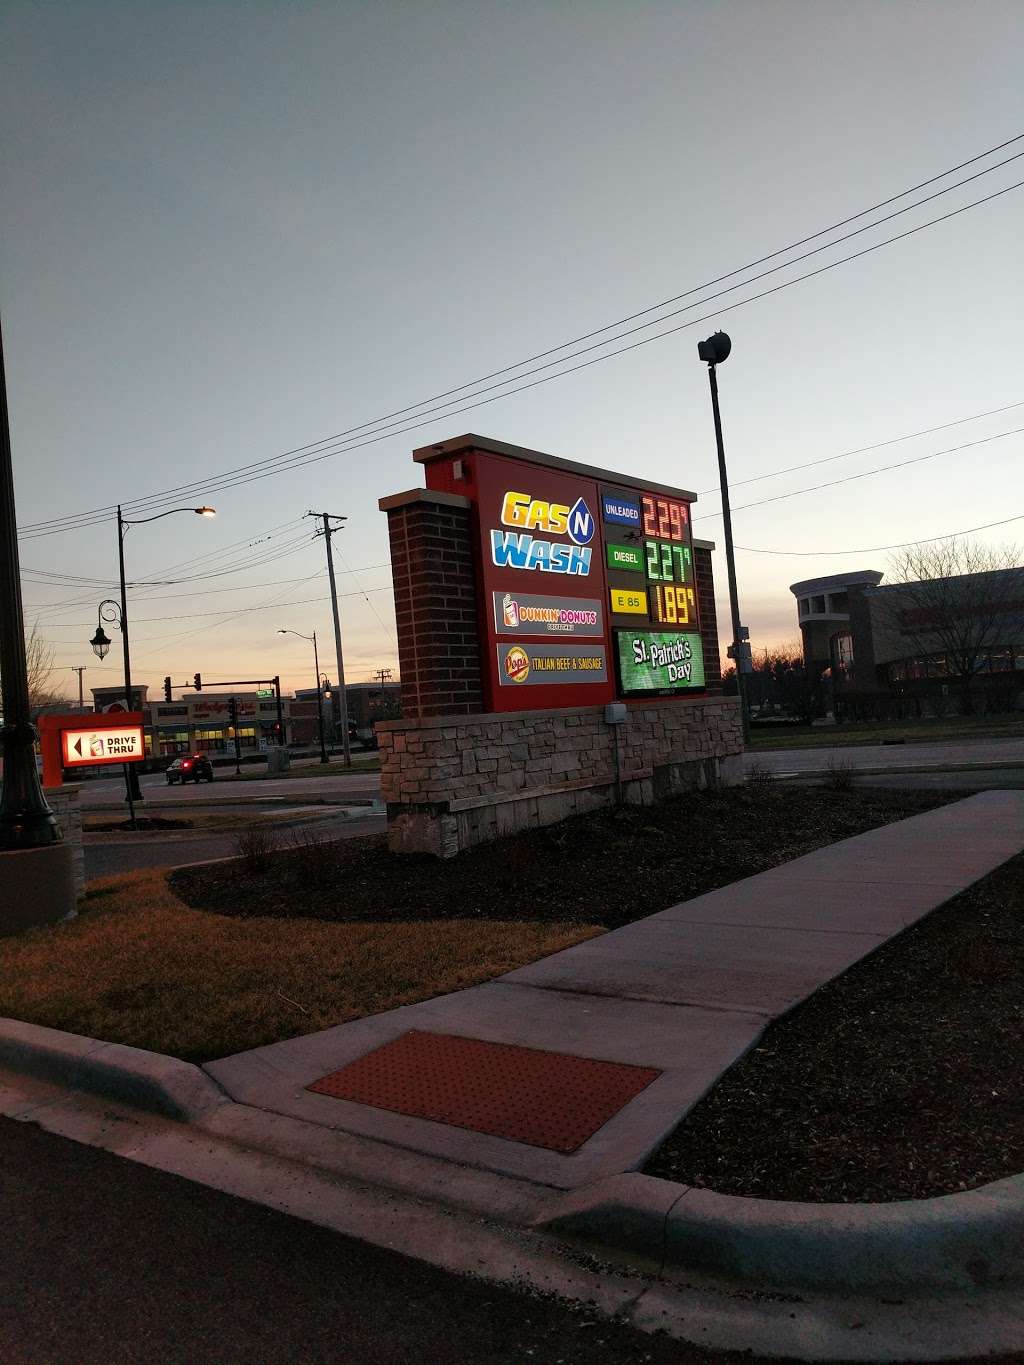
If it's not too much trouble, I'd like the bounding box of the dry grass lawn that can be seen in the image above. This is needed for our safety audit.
[0,869,600,1064]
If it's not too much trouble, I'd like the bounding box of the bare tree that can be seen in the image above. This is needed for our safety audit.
[0,623,67,712]
[880,538,1023,711]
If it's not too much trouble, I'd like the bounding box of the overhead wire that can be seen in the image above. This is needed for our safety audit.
[735,513,1024,556]
[51,173,1024,512]
[697,425,1024,520]
[696,398,1024,497]
[16,134,1024,537]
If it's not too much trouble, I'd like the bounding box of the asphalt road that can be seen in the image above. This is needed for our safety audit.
[78,766,383,807]
[84,810,385,876]
[0,1117,752,1365]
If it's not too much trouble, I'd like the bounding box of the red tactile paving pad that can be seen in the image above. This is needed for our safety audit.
[307,1030,662,1154]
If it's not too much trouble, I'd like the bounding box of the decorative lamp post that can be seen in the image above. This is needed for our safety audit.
[277,629,328,764]
[0,318,63,853]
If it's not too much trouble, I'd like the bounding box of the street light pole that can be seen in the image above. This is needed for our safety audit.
[277,629,329,764]
[698,331,751,746]
[104,503,217,813]
[116,506,142,806]
[0,315,62,850]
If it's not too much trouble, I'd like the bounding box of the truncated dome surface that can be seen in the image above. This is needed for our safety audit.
[307,1029,662,1154]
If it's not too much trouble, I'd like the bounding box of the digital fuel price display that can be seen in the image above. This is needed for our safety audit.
[601,485,706,696]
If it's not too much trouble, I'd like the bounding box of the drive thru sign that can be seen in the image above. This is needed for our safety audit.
[61,725,145,767]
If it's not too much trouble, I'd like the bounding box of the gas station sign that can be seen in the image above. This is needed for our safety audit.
[421,443,706,710]
[62,725,145,767]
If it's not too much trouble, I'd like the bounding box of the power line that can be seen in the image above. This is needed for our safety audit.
[17,134,1024,537]
[697,425,1024,520]
[85,174,1024,511]
[40,583,394,631]
[697,398,1024,498]
[735,513,1024,556]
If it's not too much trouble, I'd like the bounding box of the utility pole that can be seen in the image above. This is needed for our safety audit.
[70,666,86,709]
[307,511,351,766]
[374,667,393,689]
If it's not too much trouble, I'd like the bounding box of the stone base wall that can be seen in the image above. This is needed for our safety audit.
[45,785,84,899]
[377,697,743,857]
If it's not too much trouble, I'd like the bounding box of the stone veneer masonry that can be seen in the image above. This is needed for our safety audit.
[378,697,743,857]
[44,785,84,898]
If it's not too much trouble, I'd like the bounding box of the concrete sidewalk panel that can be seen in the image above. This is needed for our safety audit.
[647,877,960,935]
[205,984,766,1189]
[502,919,885,1013]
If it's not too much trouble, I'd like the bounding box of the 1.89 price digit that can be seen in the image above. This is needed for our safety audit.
[652,585,695,625]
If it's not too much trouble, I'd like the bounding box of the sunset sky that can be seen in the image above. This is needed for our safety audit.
[3,1,1022,699]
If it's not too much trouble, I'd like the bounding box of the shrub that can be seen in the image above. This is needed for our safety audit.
[826,757,854,792]
[286,825,340,892]
[745,760,774,791]
[235,824,278,874]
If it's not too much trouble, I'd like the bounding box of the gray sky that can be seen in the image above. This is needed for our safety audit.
[3,0,1023,696]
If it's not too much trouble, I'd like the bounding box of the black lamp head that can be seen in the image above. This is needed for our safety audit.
[697,331,732,365]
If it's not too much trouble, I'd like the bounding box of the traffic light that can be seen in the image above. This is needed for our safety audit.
[227,697,238,724]
[193,672,202,691]
[163,676,172,702]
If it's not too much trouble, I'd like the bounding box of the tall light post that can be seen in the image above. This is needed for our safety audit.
[277,629,328,764]
[697,331,750,745]
[92,504,216,810]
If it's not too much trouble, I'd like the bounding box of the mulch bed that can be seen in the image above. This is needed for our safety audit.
[645,849,1024,1202]
[85,816,193,833]
[169,787,950,930]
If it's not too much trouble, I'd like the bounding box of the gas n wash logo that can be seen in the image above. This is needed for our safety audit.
[490,491,594,576]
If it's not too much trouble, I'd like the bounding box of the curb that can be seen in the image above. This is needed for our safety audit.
[759,759,1024,780]
[0,1018,229,1122]
[538,1171,1024,1295]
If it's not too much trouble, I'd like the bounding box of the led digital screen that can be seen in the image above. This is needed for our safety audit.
[641,495,689,542]
[617,631,705,695]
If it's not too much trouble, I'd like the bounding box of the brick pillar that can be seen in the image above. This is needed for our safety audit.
[379,488,484,719]
[693,542,722,691]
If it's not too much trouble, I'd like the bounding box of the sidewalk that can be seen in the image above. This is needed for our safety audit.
[4,791,1024,1361]
[204,790,1024,1192]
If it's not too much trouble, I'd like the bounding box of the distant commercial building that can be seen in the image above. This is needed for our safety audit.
[791,567,1024,708]
[88,680,401,756]
[790,571,883,678]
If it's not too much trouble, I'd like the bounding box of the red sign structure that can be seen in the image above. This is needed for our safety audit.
[420,439,704,712]
[37,711,146,787]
